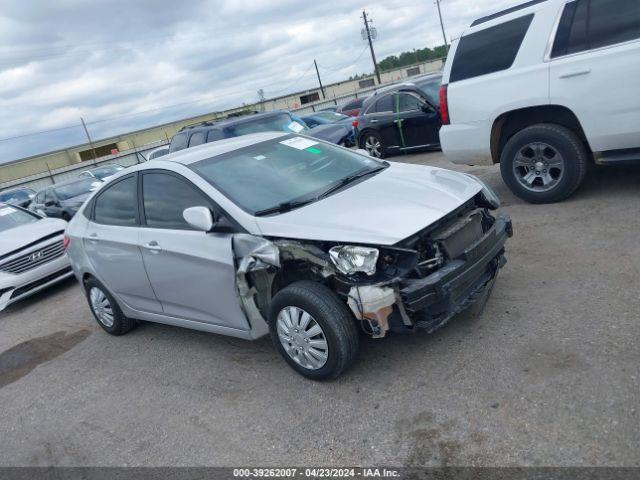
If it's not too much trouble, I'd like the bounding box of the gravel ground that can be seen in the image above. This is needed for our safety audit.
[0,151,638,467]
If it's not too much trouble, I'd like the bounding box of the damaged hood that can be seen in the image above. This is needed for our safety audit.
[254,162,482,245]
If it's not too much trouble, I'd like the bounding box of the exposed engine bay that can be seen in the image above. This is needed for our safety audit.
[232,193,513,339]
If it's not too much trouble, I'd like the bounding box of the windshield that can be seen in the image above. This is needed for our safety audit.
[54,178,101,201]
[225,113,309,137]
[0,205,39,232]
[191,135,383,215]
[0,189,34,203]
[88,165,123,179]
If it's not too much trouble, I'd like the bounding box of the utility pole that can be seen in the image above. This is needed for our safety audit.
[80,117,98,165]
[313,59,326,99]
[435,0,449,50]
[362,10,381,84]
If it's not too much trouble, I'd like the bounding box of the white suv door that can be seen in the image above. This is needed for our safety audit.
[549,0,640,154]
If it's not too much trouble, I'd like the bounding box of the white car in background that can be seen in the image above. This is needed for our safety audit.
[0,203,71,311]
[144,146,170,161]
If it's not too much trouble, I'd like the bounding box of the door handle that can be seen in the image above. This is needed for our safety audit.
[370,119,379,123]
[143,241,162,252]
[558,69,591,79]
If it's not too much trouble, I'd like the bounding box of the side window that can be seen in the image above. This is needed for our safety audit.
[589,0,640,49]
[189,131,207,147]
[35,192,44,204]
[169,132,188,153]
[142,173,211,230]
[93,176,138,227]
[373,95,393,113]
[450,14,534,82]
[395,93,423,113]
[44,189,55,204]
[207,130,225,142]
[552,0,640,57]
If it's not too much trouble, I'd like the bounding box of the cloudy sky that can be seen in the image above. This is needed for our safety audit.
[0,0,514,163]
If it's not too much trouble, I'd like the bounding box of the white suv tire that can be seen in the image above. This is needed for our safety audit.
[499,124,588,204]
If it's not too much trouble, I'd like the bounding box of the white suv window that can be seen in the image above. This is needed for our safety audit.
[551,0,640,58]
[450,14,534,82]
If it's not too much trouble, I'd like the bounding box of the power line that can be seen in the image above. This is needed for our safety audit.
[317,46,368,72]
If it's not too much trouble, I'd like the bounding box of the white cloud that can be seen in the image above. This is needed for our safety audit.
[0,0,511,162]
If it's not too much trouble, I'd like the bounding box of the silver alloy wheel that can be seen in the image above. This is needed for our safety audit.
[513,142,565,192]
[89,287,114,328]
[364,135,382,158]
[276,306,329,370]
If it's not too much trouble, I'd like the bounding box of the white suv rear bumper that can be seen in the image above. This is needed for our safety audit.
[440,123,494,166]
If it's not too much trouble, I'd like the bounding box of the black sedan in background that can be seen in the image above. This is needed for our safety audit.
[30,178,102,221]
[355,73,443,158]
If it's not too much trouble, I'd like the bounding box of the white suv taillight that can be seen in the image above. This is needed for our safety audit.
[439,85,450,125]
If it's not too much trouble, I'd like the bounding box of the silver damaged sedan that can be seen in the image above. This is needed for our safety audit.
[65,132,512,379]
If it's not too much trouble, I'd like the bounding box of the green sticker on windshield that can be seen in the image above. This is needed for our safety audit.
[305,147,322,155]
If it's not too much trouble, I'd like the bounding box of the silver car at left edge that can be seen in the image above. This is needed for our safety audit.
[0,203,72,311]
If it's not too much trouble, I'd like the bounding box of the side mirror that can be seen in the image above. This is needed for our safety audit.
[44,200,56,207]
[183,206,215,232]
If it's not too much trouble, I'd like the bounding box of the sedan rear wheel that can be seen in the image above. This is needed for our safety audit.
[84,277,136,336]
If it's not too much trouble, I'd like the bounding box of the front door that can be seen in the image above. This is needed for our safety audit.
[394,92,441,148]
[84,174,162,313]
[138,171,250,331]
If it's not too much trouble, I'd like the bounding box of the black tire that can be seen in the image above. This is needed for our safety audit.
[268,281,359,380]
[84,277,136,336]
[500,123,588,204]
[360,131,387,159]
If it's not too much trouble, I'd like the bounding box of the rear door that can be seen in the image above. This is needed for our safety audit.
[84,174,162,313]
[364,94,400,148]
[394,92,441,148]
[138,170,250,331]
[549,0,640,153]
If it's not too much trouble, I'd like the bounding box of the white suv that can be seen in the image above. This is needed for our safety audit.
[439,0,640,203]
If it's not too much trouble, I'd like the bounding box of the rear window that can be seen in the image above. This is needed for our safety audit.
[450,14,534,82]
[169,132,189,153]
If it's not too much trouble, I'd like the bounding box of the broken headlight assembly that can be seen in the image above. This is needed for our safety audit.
[329,245,379,276]
[465,174,500,210]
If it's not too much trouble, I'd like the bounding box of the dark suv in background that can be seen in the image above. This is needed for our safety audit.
[355,73,443,158]
[169,110,355,153]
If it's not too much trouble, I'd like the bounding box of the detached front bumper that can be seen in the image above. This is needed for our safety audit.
[396,214,512,332]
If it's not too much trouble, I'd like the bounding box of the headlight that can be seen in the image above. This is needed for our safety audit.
[465,174,500,209]
[329,246,379,276]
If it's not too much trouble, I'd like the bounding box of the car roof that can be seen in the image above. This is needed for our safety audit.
[161,131,289,165]
[178,110,292,134]
[36,176,98,192]
[0,186,34,193]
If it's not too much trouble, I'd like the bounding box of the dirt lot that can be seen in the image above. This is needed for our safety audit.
[0,151,638,467]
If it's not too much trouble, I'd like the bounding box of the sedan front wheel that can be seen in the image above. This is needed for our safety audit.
[268,281,359,380]
[362,132,386,159]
